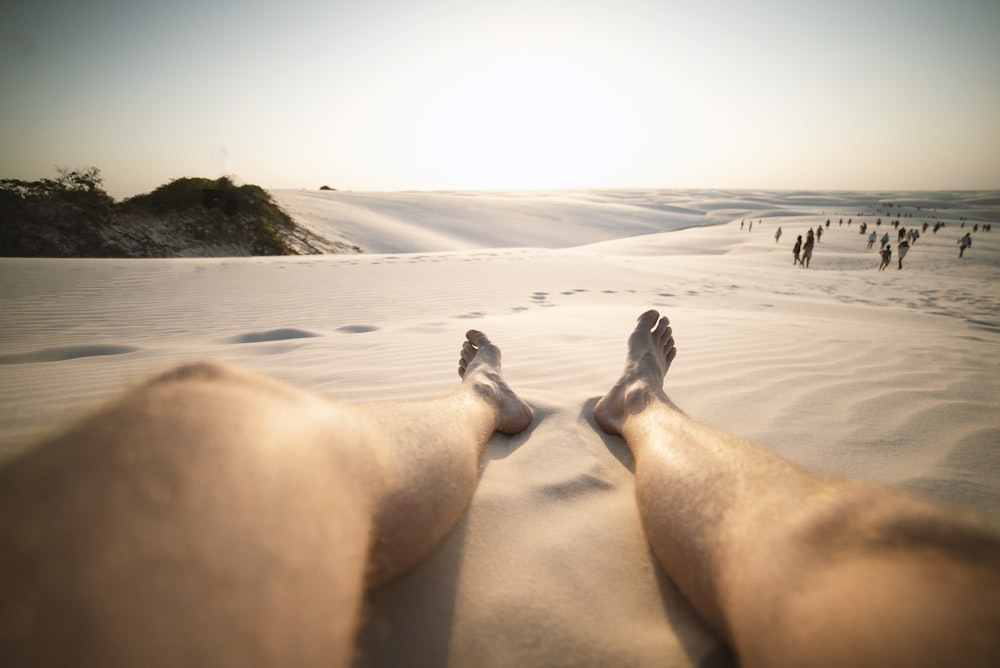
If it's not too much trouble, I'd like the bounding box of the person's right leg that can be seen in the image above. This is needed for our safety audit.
[595,310,1000,668]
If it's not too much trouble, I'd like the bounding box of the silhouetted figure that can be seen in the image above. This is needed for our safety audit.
[959,233,972,258]
[897,240,909,269]
[879,245,892,271]
[792,235,802,265]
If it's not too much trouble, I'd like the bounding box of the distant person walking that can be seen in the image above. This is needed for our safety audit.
[958,233,972,258]
[801,235,814,268]
[774,227,782,243]
[867,231,877,249]
[879,244,892,271]
[880,233,890,250]
[897,240,910,269]
[792,235,802,265]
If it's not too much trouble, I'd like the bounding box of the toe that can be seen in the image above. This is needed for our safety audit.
[636,309,660,330]
[466,330,490,347]
[652,316,671,342]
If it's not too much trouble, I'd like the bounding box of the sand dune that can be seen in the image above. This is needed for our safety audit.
[1,189,998,666]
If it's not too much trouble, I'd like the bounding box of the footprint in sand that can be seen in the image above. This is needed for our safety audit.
[229,328,321,343]
[455,312,487,320]
[0,344,140,365]
[530,291,557,307]
[336,325,379,334]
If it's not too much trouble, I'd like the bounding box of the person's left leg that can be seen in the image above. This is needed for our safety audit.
[595,311,1000,667]
[0,330,531,667]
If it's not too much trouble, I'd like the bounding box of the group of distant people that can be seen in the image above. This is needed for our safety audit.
[876,225,916,270]
[878,240,909,271]
[750,214,987,271]
[790,228,815,268]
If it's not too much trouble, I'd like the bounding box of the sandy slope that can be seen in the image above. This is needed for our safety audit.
[1,189,998,666]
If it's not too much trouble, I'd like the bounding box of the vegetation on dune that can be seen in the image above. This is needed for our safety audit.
[0,167,122,257]
[122,176,295,255]
[0,168,351,257]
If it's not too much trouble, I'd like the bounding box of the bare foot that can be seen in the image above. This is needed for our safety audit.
[459,330,533,435]
[594,310,677,436]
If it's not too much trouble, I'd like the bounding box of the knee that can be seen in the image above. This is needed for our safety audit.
[140,360,312,412]
[788,482,1000,563]
[146,361,256,389]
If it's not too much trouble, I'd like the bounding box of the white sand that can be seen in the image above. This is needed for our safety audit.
[1,189,998,666]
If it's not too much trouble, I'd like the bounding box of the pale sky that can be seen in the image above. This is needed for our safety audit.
[2,0,999,199]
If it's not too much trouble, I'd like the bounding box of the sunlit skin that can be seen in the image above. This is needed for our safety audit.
[595,311,1000,667]
[0,332,531,666]
[1,312,998,666]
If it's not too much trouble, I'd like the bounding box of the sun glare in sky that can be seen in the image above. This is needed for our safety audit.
[1,0,999,198]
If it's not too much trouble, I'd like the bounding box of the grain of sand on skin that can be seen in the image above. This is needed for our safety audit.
[1,190,999,667]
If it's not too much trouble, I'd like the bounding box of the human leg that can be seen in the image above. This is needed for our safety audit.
[360,329,532,583]
[0,331,531,667]
[595,311,1000,668]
